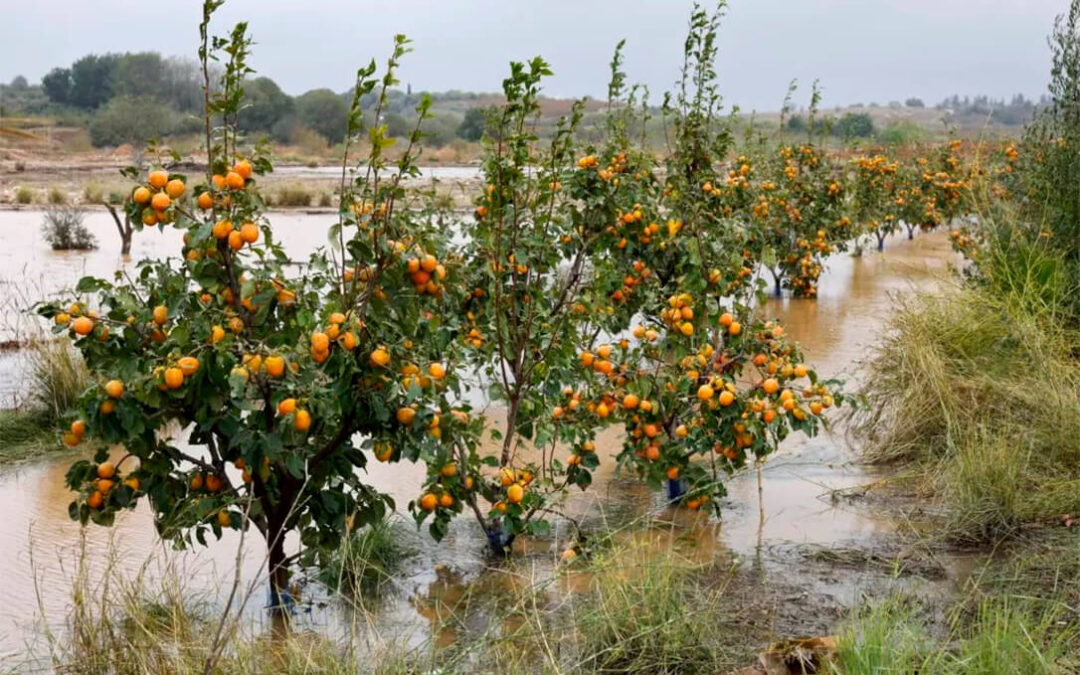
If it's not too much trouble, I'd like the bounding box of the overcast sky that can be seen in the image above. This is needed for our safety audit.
[1,0,1066,110]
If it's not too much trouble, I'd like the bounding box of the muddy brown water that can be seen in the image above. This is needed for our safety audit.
[0,210,964,664]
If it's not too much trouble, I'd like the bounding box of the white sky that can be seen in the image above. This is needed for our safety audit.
[1,0,1066,110]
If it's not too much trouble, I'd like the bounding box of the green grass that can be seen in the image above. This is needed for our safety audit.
[573,545,735,674]
[15,185,34,204]
[0,408,56,464]
[318,517,414,597]
[833,592,1078,675]
[833,536,1080,675]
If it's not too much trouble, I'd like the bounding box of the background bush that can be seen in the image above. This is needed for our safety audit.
[41,205,97,250]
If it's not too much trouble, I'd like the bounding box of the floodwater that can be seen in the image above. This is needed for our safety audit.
[0,207,963,664]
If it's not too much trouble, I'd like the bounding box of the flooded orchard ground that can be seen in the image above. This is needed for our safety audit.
[0,207,963,663]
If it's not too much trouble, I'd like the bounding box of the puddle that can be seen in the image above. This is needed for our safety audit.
[0,208,967,661]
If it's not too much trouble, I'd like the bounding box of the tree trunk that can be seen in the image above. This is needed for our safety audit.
[499,396,519,467]
[876,233,886,252]
[266,515,292,617]
[103,203,133,256]
[484,527,515,557]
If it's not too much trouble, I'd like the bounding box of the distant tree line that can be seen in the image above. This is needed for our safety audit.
[786,112,877,138]
[10,51,1044,148]
[935,94,1045,126]
[3,51,501,150]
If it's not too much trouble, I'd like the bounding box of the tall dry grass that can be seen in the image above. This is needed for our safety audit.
[853,267,1080,541]
[29,519,754,675]
[26,336,88,421]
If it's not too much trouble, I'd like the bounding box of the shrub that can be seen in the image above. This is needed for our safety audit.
[15,186,34,204]
[82,183,104,204]
[878,120,926,144]
[289,125,329,155]
[274,184,313,207]
[41,205,97,250]
[834,112,875,137]
[47,186,67,204]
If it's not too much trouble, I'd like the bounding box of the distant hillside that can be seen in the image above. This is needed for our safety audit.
[0,50,1033,161]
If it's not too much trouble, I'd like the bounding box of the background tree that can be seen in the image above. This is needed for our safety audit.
[296,88,348,144]
[239,76,295,139]
[456,106,488,141]
[41,67,72,105]
[43,8,470,620]
[834,112,875,138]
[69,54,119,109]
[89,96,177,147]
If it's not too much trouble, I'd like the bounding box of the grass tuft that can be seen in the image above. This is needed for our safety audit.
[834,590,1079,674]
[319,517,414,597]
[26,337,88,420]
[47,185,67,205]
[275,184,314,207]
[571,538,737,674]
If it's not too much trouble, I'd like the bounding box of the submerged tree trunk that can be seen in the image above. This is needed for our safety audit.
[266,520,292,615]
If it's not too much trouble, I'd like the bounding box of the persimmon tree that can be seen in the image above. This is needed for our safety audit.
[41,3,473,608]
[849,153,900,252]
[430,50,657,554]
[596,3,846,510]
[739,88,850,298]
